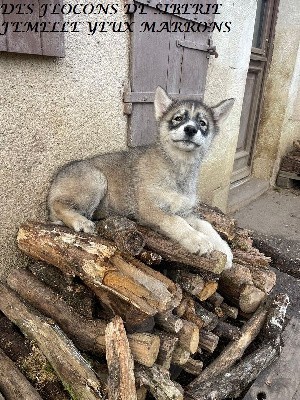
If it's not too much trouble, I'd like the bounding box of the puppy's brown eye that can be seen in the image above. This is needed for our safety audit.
[199,120,206,127]
[174,115,183,122]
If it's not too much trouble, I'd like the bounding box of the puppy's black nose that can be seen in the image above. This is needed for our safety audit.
[184,125,198,137]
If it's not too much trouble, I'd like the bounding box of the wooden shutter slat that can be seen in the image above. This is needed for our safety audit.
[40,0,65,57]
[4,0,42,55]
[0,0,8,51]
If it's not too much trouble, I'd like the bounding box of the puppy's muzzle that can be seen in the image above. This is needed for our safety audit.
[184,125,198,137]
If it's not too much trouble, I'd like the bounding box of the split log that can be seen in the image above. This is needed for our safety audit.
[0,348,43,400]
[177,320,199,354]
[231,227,254,251]
[198,329,219,353]
[135,364,183,400]
[155,311,183,334]
[0,284,104,400]
[17,222,179,325]
[186,293,289,400]
[187,298,270,388]
[239,284,266,313]
[97,216,145,255]
[7,268,160,367]
[182,358,203,375]
[196,281,218,301]
[105,316,137,400]
[171,345,190,366]
[138,225,227,274]
[174,298,189,318]
[181,299,205,330]
[155,331,178,370]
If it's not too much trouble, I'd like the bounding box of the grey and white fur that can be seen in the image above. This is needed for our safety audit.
[48,87,235,268]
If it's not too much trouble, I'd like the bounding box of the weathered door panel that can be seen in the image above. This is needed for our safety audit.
[126,0,217,146]
[231,0,278,183]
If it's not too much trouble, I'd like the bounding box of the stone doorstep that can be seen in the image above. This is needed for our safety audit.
[227,178,270,214]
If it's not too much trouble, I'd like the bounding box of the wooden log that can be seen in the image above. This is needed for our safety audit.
[196,281,219,301]
[182,299,205,330]
[136,386,148,400]
[186,293,289,400]
[135,364,183,400]
[17,222,178,323]
[171,345,191,366]
[231,227,253,252]
[0,348,43,400]
[0,313,71,399]
[186,342,278,400]
[187,298,270,388]
[138,225,227,274]
[198,329,219,353]
[193,302,218,330]
[177,320,199,354]
[207,292,224,307]
[233,248,271,268]
[195,203,236,241]
[181,357,203,375]
[105,316,137,400]
[219,264,266,312]
[218,264,253,302]
[7,268,160,367]
[174,297,188,318]
[239,284,266,313]
[167,270,204,295]
[155,331,178,370]
[213,320,242,341]
[220,303,239,319]
[0,284,104,400]
[29,260,95,318]
[155,311,183,334]
[96,216,145,255]
[137,250,162,266]
[247,265,277,294]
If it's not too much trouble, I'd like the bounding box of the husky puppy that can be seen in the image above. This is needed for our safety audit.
[48,87,234,268]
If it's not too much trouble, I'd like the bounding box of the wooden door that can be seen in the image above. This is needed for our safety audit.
[231,0,279,183]
[124,0,218,146]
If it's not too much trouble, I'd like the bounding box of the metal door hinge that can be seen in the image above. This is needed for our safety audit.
[176,38,218,58]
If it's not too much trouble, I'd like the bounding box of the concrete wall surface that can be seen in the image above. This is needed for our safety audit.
[252,0,300,183]
[0,4,129,276]
[200,0,257,210]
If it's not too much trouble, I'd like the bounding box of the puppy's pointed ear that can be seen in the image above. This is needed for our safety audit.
[211,98,235,122]
[154,86,173,120]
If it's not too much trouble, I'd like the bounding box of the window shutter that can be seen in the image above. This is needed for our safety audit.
[125,0,218,146]
[0,0,65,57]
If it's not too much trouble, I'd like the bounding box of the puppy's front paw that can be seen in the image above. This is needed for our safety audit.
[181,231,214,255]
[73,217,96,234]
[215,240,233,269]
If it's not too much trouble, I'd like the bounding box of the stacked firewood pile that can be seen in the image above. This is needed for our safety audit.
[0,204,289,400]
[277,139,300,188]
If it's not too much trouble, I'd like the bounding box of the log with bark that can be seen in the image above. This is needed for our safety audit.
[10,207,286,400]
[17,221,180,326]
[0,348,43,400]
[185,293,289,400]
[0,284,105,400]
[105,316,137,400]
